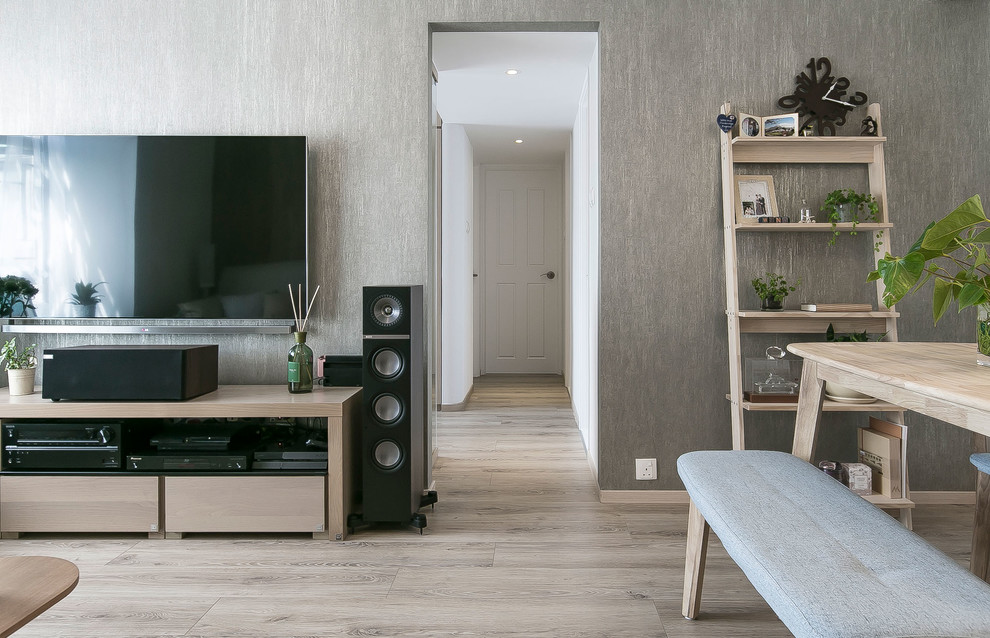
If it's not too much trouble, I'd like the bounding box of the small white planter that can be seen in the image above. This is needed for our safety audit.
[7,368,36,396]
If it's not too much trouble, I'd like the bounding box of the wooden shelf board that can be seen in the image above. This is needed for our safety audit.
[734,222,892,232]
[735,310,897,334]
[863,493,915,509]
[730,394,902,412]
[731,136,885,163]
[736,310,897,318]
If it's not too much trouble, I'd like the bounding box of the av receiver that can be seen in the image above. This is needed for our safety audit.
[2,421,122,469]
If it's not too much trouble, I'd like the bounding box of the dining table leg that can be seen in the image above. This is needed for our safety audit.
[792,359,825,462]
[972,433,990,581]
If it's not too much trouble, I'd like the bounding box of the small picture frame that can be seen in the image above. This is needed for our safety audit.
[763,113,799,138]
[739,113,761,138]
[734,175,779,225]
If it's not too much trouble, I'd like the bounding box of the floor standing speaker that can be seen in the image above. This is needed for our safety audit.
[357,285,437,531]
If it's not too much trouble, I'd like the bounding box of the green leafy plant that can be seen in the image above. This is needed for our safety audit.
[69,281,106,306]
[868,194,990,325]
[0,275,39,318]
[825,323,884,342]
[822,188,882,248]
[0,337,37,370]
[751,272,800,302]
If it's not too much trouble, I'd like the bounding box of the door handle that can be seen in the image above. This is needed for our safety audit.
[540,271,556,280]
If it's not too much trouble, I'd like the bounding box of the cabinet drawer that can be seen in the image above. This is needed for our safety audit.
[0,475,159,533]
[164,475,325,533]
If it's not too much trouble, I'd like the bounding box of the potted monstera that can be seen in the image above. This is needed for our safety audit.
[68,281,106,317]
[868,194,990,363]
[1,337,37,396]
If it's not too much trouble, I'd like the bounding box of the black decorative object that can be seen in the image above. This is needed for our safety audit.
[861,116,878,136]
[777,57,867,136]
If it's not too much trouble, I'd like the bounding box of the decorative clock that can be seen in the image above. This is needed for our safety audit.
[777,57,867,136]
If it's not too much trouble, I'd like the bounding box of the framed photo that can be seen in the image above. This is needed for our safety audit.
[762,113,799,138]
[734,175,779,224]
[738,113,761,138]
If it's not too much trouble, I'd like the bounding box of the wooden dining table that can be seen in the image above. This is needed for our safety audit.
[786,341,990,578]
[0,556,79,637]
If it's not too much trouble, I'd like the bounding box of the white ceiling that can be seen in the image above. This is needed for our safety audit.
[433,32,598,164]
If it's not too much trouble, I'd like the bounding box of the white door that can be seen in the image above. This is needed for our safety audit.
[483,166,563,374]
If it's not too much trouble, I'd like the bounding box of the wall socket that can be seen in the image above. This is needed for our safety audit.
[635,458,657,480]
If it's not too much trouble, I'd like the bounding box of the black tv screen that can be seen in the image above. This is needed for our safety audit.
[0,135,307,322]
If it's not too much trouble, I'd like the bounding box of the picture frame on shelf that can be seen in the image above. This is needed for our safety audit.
[739,113,761,137]
[763,113,799,137]
[734,175,778,224]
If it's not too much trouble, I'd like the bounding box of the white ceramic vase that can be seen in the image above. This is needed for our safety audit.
[7,367,36,396]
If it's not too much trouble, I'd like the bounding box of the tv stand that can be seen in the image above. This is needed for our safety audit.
[0,385,361,540]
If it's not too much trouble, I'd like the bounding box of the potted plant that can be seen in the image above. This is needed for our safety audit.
[0,275,39,318]
[868,194,990,363]
[821,188,882,248]
[0,337,37,396]
[68,281,106,318]
[751,272,800,311]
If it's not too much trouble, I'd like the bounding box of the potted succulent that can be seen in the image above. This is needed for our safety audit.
[0,337,37,396]
[822,188,882,248]
[68,281,106,318]
[752,272,800,311]
[868,194,990,363]
[0,275,39,318]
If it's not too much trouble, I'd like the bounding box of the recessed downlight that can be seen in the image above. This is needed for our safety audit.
[505,69,519,75]
[514,139,524,144]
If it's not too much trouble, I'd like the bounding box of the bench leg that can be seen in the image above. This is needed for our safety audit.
[972,469,990,581]
[682,499,710,620]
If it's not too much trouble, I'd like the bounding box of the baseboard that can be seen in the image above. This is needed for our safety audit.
[599,490,690,504]
[599,489,975,505]
[439,382,473,412]
[909,491,975,505]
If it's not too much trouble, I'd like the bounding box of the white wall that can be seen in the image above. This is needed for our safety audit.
[440,123,475,407]
[568,46,600,474]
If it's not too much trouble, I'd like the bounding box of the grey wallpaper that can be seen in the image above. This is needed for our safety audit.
[0,1,987,491]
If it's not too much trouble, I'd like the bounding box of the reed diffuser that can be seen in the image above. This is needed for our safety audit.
[287,284,320,393]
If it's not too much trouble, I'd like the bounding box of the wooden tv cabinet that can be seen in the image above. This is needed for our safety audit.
[0,385,361,541]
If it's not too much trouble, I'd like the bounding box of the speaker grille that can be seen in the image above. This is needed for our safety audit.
[373,440,403,470]
[372,393,403,423]
[371,294,403,328]
[371,348,403,379]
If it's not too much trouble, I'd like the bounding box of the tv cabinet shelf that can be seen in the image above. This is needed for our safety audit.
[0,385,361,540]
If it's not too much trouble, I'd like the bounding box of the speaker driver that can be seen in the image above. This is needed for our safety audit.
[373,439,403,470]
[372,393,403,424]
[371,294,403,328]
[371,348,403,379]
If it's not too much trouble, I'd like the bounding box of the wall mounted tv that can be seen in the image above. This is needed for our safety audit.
[0,135,307,333]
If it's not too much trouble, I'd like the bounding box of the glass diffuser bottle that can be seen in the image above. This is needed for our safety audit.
[287,331,314,393]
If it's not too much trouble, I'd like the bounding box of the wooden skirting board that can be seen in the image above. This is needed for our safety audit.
[599,490,975,505]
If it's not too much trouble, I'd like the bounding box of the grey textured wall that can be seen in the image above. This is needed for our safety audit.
[1,1,987,491]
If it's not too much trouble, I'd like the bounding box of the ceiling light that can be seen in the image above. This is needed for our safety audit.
[514,139,524,144]
[506,69,519,75]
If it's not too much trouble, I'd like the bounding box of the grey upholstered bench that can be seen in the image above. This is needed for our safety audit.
[678,450,990,638]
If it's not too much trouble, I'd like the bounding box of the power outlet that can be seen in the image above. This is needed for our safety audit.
[635,458,657,480]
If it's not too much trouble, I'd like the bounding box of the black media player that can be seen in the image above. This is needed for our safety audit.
[127,455,247,471]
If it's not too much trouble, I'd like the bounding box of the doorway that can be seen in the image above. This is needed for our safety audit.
[430,24,600,471]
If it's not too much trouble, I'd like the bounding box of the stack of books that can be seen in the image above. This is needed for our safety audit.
[857,417,907,498]
[800,303,873,312]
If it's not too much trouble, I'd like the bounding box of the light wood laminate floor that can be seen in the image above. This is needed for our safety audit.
[0,374,976,637]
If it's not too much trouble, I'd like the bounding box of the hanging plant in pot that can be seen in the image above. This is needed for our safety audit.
[868,194,990,364]
[752,272,800,311]
[822,188,882,249]
[1,337,38,396]
[68,281,106,318]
